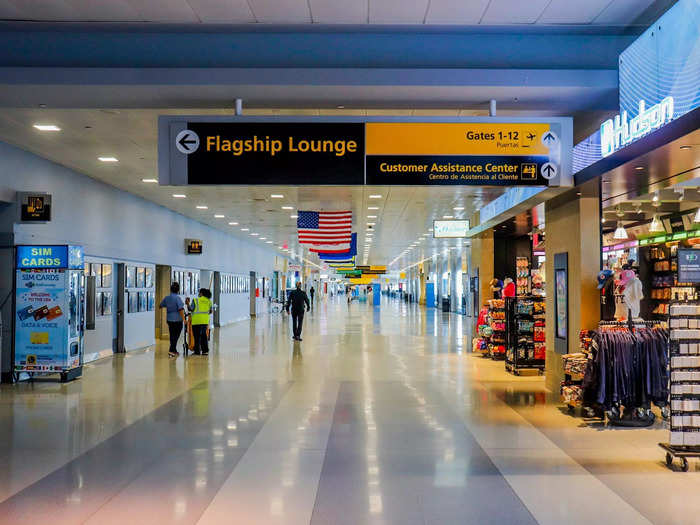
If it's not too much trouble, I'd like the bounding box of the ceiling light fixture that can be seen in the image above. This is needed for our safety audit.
[443,215,454,219]
[98,157,118,162]
[260,237,266,240]
[635,166,644,171]
[282,206,294,210]
[649,215,664,232]
[652,192,659,202]
[367,222,376,226]
[368,206,379,210]
[228,221,238,225]
[368,215,377,219]
[33,124,61,131]
[196,205,208,209]
[214,214,225,218]
[241,228,249,231]
[270,194,284,198]
[142,178,158,183]
[613,222,628,240]
[290,215,298,219]
[266,241,273,244]
[251,233,259,236]
[453,207,464,211]
[680,145,692,150]
[601,217,606,224]
[172,194,186,198]
[369,195,382,199]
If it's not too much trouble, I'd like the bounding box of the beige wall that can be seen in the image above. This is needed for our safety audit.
[545,195,601,392]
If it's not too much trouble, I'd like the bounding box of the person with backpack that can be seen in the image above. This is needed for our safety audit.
[186,288,213,355]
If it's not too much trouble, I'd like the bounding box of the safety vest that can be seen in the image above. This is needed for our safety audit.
[191,296,211,325]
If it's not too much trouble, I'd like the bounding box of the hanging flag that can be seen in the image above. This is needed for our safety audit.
[318,233,357,259]
[298,211,352,245]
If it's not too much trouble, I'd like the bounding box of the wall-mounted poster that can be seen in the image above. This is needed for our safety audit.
[101,263,112,288]
[102,292,113,316]
[138,291,147,312]
[136,267,145,288]
[147,291,155,311]
[128,291,138,313]
[126,266,136,288]
[90,263,102,288]
[145,267,153,288]
[555,268,567,340]
[95,291,103,316]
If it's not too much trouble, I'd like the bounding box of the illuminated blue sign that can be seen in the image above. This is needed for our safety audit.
[600,97,675,157]
[16,245,83,269]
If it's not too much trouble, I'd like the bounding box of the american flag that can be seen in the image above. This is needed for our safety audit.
[297,211,352,252]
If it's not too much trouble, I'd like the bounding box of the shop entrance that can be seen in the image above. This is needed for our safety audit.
[114,263,126,353]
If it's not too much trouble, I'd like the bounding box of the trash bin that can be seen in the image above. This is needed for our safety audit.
[442,298,450,312]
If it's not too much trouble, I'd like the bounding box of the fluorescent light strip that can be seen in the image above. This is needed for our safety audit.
[173,194,186,198]
[33,124,61,131]
[142,178,158,183]
[98,157,118,162]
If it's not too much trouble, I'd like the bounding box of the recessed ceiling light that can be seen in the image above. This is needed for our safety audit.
[290,214,298,219]
[368,206,379,210]
[453,206,464,210]
[282,206,294,210]
[443,215,454,219]
[369,195,382,199]
[270,194,284,198]
[98,156,118,162]
[142,178,158,183]
[337,105,345,109]
[228,221,238,225]
[260,237,266,240]
[251,233,259,236]
[33,124,60,131]
[266,241,273,244]
[173,194,186,198]
[680,145,692,150]
[196,205,208,210]
[367,222,376,226]
[214,214,225,218]
[635,166,644,170]
[241,228,249,231]
[368,215,377,218]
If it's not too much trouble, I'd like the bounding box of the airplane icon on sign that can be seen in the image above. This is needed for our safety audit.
[527,132,536,141]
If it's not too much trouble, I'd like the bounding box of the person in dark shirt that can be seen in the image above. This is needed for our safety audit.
[286,282,310,341]
[309,286,315,310]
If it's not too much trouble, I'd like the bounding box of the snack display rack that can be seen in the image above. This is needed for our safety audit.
[516,257,531,296]
[505,296,546,375]
[485,299,506,360]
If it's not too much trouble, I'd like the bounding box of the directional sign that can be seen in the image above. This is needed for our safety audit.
[541,162,558,180]
[175,130,200,155]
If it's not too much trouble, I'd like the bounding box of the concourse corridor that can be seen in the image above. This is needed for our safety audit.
[0,298,694,524]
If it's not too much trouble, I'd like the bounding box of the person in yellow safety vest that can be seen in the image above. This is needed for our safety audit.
[186,288,213,356]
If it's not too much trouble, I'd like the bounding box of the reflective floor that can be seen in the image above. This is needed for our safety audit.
[0,297,697,524]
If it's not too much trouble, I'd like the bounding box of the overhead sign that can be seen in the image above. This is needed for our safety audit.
[364,122,562,186]
[17,245,68,269]
[161,118,571,187]
[170,122,365,185]
[185,239,203,255]
[433,220,470,238]
[18,192,51,223]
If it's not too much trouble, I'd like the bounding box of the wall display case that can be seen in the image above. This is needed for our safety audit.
[126,266,136,288]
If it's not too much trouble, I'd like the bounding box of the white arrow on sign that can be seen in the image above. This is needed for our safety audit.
[540,130,559,148]
[175,130,200,154]
[540,162,558,180]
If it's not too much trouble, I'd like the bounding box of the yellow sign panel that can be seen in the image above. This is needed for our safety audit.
[399,272,406,279]
[366,123,551,156]
[350,277,375,285]
[370,265,387,272]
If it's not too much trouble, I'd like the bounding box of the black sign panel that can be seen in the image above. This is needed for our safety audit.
[678,249,700,284]
[185,123,365,185]
[19,193,51,222]
[365,155,551,185]
[186,239,203,255]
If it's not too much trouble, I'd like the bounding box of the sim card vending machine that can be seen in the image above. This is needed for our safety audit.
[14,245,85,382]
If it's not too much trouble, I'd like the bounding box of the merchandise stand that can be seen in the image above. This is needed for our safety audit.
[484,299,506,360]
[660,301,700,471]
[505,296,545,375]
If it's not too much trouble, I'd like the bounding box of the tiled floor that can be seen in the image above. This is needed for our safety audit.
[0,297,695,524]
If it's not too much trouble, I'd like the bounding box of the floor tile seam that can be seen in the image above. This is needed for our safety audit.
[452,381,654,524]
[196,380,338,525]
[0,378,212,506]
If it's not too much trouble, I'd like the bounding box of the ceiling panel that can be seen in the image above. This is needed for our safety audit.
[64,0,140,20]
[128,0,198,22]
[248,0,311,23]
[538,0,611,24]
[309,0,367,23]
[0,1,22,18]
[424,0,489,25]
[369,0,429,24]
[593,0,655,24]
[186,0,254,23]
[4,0,75,20]
[481,0,550,24]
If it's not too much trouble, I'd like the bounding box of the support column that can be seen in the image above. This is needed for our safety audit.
[450,250,459,312]
[544,187,601,392]
[470,230,495,308]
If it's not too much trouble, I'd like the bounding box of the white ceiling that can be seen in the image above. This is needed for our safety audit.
[0,0,658,26]
[0,107,506,269]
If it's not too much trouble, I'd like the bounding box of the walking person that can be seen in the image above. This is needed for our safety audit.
[186,288,213,355]
[286,282,310,341]
[159,282,185,358]
[309,285,315,310]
